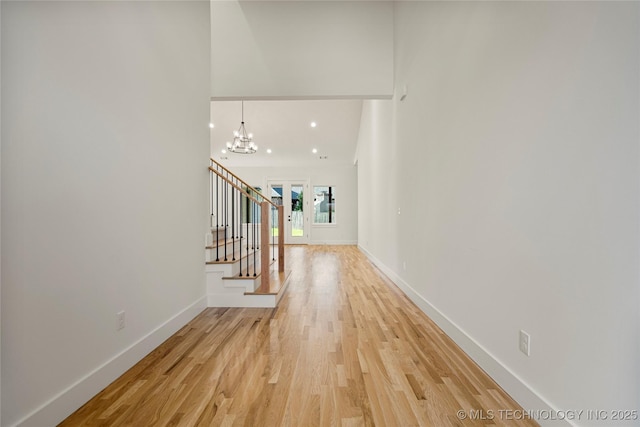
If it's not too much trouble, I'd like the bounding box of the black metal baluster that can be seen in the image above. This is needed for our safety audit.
[210,168,214,228]
[239,193,244,277]
[251,195,255,261]
[253,203,262,251]
[249,201,252,277]
[254,204,258,276]
[216,173,220,261]
[246,198,251,255]
[232,187,236,261]
[224,179,228,261]
[236,189,240,240]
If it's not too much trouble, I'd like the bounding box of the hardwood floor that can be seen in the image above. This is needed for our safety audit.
[60,246,538,426]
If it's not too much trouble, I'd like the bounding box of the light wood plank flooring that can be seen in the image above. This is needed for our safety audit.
[60,245,538,426]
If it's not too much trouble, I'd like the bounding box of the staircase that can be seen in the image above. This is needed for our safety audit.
[206,158,290,308]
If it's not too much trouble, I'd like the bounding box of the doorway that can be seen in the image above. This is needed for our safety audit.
[268,181,309,244]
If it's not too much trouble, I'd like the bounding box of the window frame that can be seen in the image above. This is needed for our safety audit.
[312,185,337,226]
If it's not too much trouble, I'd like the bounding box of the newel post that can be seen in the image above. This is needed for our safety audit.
[277,205,284,272]
[260,201,270,289]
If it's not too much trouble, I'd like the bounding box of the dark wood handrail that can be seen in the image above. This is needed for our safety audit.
[210,158,278,209]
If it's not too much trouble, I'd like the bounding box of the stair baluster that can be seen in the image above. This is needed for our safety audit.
[224,174,228,261]
[254,203,259,277]
[215,172,220,261]
[239,186,244,276]
[208,159,285,297]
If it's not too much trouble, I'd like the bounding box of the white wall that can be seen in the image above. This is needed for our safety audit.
[211,1,393,99]
[0,3,3,421]
[356,100,397,268]
[1,2,210,426]
[358,2,639,426]
[231,166,358,245]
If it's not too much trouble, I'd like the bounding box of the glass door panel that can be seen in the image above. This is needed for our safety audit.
[290,185,304,238]
[268,181,308,244]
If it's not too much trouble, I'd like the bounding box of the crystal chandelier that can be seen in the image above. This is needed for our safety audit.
[227,101,257,154]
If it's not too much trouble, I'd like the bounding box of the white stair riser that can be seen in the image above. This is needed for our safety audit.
[206,254,261,277]
[206,253,262,294]
[205,273,290,308]
[207,269,260,294]
[222,275,261,292]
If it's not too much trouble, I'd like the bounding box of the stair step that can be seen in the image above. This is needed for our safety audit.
[223,269,261,280]
[206,236,246,250]
[246,269,291,296]
[206,248,259,265]
[221,268,262,293]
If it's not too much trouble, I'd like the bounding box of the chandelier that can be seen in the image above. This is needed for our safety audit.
[227,101,257,154]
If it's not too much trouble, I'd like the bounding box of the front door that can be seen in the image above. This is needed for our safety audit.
[268,181,309,244]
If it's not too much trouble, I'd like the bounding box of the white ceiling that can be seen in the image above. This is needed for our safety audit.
[210,100,363,168]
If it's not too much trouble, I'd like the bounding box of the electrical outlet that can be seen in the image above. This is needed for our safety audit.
[117,311,126,331]
[519,330,530,356]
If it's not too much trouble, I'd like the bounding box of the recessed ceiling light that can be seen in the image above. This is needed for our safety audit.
[267,149,272,154]
[209,123,215,129]
[221,149,226,154]
[312,148,318,154]
[310,122,317,128]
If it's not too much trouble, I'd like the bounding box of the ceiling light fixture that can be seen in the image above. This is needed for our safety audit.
[312,148,318,154]
[209,123,215,129]
[310,122,317,128]
[226,101,257,154]
[267,149,272,154]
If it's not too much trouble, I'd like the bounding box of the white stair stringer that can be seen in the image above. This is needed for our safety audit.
[205,273,286,309]
[206,291,280,308]
[206,249,279,308]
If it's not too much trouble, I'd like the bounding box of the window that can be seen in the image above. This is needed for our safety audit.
[313,186,336,224]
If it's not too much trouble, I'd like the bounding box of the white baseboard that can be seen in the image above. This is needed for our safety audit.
[13,296,207,427]
[309,240,358,245]
[357,245,571,427]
